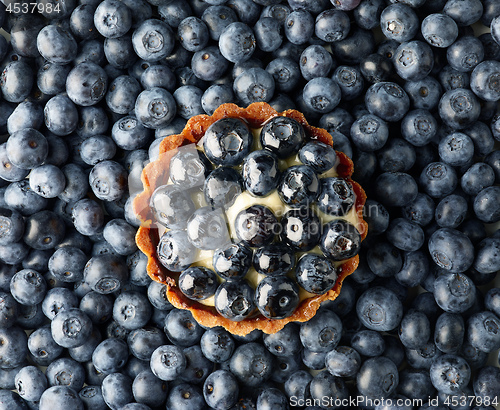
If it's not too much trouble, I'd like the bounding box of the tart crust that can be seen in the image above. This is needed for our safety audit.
[133,102,368,336]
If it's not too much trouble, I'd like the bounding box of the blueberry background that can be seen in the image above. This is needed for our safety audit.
[0,0,499,409]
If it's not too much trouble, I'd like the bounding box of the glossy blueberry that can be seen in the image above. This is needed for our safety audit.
[203,117,252,166]
[157,230,196,272]
[187,207,230,250]
[170,147,210,189]
[260,115,305,159]
[298,308,341,353]
[212,242,252,281]
[302,77,341,114]
[365,82,410,123]
[178,266,218,301]
[420,162,458,199]
[280,208,321,252]
[278,165,320,206]
[255,275,299,319]
[320,219,361,261]
[229,342,273,386]
[428,229,474,273]
[357,286,403,332]
[242,150,280,197]
[204,167,242,209]
[214,279,256,321]
[234,205,278,247]
[357,356,399,399]
[233,67,275,106]
[298,141,337,174]
[150,185,195,230]
[380,4,418,43]
[397,369,434,403]
[253,243,295,277]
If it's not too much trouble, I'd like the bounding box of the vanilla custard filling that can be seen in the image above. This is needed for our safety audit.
[154,124,361,307]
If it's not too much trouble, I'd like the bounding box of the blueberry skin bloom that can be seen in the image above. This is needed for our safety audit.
[255,275,300,319]
[474,186,500,223]
[132,19,175,62]
[419,162,458,199]
[428,228,474,273]
[438,88,481,130]
[203,370,239,410]
[233,67,275,106]
[214,280,256,321]
[94,0,132,39]
[421,13,458,48]
[430,354,471,395]
[150,344,186,381]
[315,9,350,42]
[44,94,79,136]
[357,356,399,399]
[325,346,361,378]
[474,237,500,274]
[380,4,419,43]
[320,220,361,261]
[135,87,176,129]
[438,132,474,167]
[350,114,389,152]
[0,61,34,103]
[39,386,84,410]
[467,311,500,353]
[5,128,48,170]
[36,25,78,64]
[51,307,93,348]
[203,117,252,166]
[356,286,403,332]
[219,22,256,63]
[66,62,108,107]
[394,41,434,82]
[15,366,47,402]
[365,82,410,122]
[302,77,341,114]
[471,60,500,101]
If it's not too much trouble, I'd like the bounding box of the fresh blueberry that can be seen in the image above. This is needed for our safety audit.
[332,65,365,101]
[278,165,320,207]
[149,344,186,381]
[201,84,234,115]
[164,309,204,347]
[83,254,128,294]
[200,327,235,363]
[242,150,281,196]
[214,279,256,321]
[186,207,230,250]
[229,342,273,386]
[430,354,471,395]
[203,369,239,409]
[302,77,341,114]
[157,230,196,272]
[356,286,403,332]
[284,9,314,45]
[443,0,483,26]
[380,4,419,43]
[219,22,256,63]
[101,373,134,410]
[131,370,168,408]
[419,162,458,199]
[428,228,474,273]
[234,205,278,247]
[365,82,410,122]
[350,114,389,152]
[203,117,252,166]
[39,386,84,410]
[233,67,275,106]
[178,266,218,301]
[191,46,229,82]
[212,242,252,281]
[255,275,299,319]
[165,382,205,410]
[398,310,431,350]
[467,311,500,353]
[356,356,399,399]
[320,219,361,261]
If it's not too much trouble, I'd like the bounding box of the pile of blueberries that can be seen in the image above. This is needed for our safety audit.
[0,0,499,409]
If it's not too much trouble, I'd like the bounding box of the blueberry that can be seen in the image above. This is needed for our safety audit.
[473,366,500,401]
[214,279,256,321]
[149,344,186,381]
[394,40,434,82]
[309,370,349,407]
[106,76,141,114]
[203,117,252,166]
[204,167,242,209]
[191,46,229,82]
[332,65,365,101]
[39,386,84,410]
[351,329,385,357]
[201,5,238,40]
[0,326,27,369]
[0,208,24,245]
[41,287,78,320]
[386,218,425,252]
[233,67,275,106]
[302,77,341,114]
[178,266,218,301]
[280,208,321,251]
[46,357,85,391]
[140,64,175,91]
[94,0,132,39]
[419,162,458,198]
[101,373,134,410]
[284,9,314,45]
[71,198,104,236]
[473,186,500,223]
[203,369,239,409]
[78,386,107,410]
[356,356,399,398]
[365,82,410,122]
[241,150,280,197]
[229,342,273,386]
[165,382,205,410]
[186,207,230,250]
[428,228,474,273]
[325,346,361,378]
[467,311,500,353]
[135,87,177,129]
[84,254,128,294]
[320,219,361,261]
[434,312,465,354]
[132,370,168,408]
[219,22,256,63]
[380,4,419,43]
[443,0,483,26]
[5,128,48,170]
[470,60,500,102]
[360,53,393,84]
[157,230,196,272]
[398,310,431,350]
[298,141,337,173]
[434,272,476,314]
[50,307,92,348]
[234,205,278,247]
[201,84,234,115]
[430,354,471,395]
[278,165,320,206]
[356,286,403,332]
[7,101,44,135]
[170,147,210,189]
[212,242,253,281]
[27,325,63,366]
[353,0,385,30]
[255,275,299,319]
[10,269,47,306]
[178,16,209,52]
[404,76,443,111]
[254,17,283,53]
[173,85,204,120]
[164,309,204,347]
[200,327,235,363]
[315,9,350,42]
[15,365,47,402]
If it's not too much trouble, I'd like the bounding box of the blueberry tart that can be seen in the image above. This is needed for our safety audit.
[133,102,367,335]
